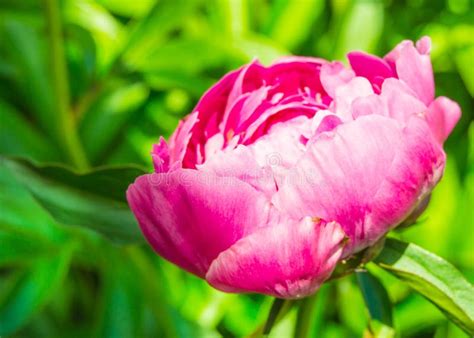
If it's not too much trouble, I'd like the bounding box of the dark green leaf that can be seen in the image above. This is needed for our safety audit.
[356,270,393,326]
[2,157,146,243]
[0,249,73,335]
[0,99,59,161]
[375,238,474,335]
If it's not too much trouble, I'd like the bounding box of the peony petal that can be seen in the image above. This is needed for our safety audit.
[198,145,277,197]
[247,116,312,187]
[334,76,374,120]
[351,95,388,119]
[379,78,426,123]
[320,61,355,98]
[384,37,434,105]
[152,137,170,173]
[206,217,346,298]
[425,96,462,143]
[273,115,445,254]
[127,169,270,277]
[347,51,395,88]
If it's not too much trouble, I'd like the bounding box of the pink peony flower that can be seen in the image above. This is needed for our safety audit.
[127,37,460,298]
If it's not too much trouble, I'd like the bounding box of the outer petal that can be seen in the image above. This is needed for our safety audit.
[127,169,270,277]
[206,217,346,298]
[425,96,462,143]
[273,115,445,255]
[384,37,434,105]
[379,78,426,123]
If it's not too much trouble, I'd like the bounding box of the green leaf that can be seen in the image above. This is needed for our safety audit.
[365,320,395,338]
[2,157,146,243]
[265,0,324,51]
[64,0,124,75]
[0,99,59,161]
[122,0,197,68]
[0,18,57,140]
[356,271,393,326]
[0,248,73,335]
[374,238,474,335]
[79,81,149,163]
[333,0,384,59]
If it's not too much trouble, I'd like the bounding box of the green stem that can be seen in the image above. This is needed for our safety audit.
[294,293,319,338]
[248,298,294,337]
[44,0,89,170]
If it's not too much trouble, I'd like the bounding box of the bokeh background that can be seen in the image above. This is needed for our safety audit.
[0,0,473,337]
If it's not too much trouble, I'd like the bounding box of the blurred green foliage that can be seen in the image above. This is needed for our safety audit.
[0,0,473,337]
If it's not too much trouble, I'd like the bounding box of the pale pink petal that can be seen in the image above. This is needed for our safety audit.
[198,145,277,197]
[320,61,355,98]
[384,37,434,105]
[273,115,445,254]
[127,169,270,277]
[247,116,311,187]
[425,96,462,143]
[351,95,388,119]
[206,217,346,298]
[416,36,432,54]
[379,78,426,123]
[334,77,374,120]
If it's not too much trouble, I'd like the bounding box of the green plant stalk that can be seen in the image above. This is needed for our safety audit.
[43,0,89,170]
[261,298,294,337]
[294,293,319,338]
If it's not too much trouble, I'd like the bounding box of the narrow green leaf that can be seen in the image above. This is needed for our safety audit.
[265,0,324,51]
[0,248,73,335]
[79,82,149,163]
[374,238,474,335]
[365,320,395,338]
[0,99,60,161]
[2,157,146,243]
[356,270,393,326]
[333,0,384,59]
[294,292,319,338]
[248,298,294,337]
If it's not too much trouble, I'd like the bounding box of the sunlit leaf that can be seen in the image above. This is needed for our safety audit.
[265,0,324,51]
[375,238,474,335]
[79,81,149,163]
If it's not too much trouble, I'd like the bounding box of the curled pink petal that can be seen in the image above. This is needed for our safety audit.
[206,217,346,298]
[425,96,462,143]
[384,36,434,105]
